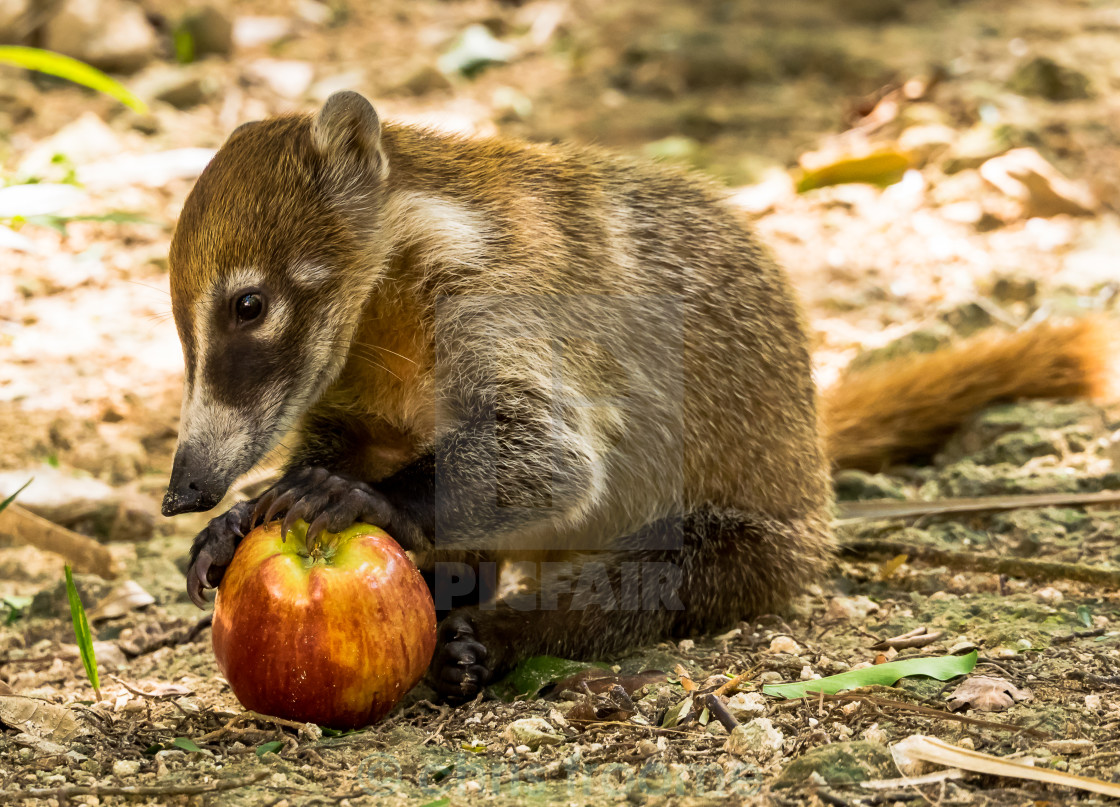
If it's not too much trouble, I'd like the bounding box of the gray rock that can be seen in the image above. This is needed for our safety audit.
[177,6,233,59]
[502,718,563,751]
[725,718,783,758]
[1009,56,1092,102]
[0,467,156,543]
[847,326,952,372]
[0,0,37,44]
[134,65,218,110]
[43,0,157,74]
[774,741,896,788]
[834,470,908,502]
[30,574,112,618]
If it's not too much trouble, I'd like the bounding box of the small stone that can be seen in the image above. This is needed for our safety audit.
[725,718,784,758]
[178,6,233,59]
[768,636,801,655]
[677,639,695,651]
[112,759,141,777]
[826,595,880,621]
[43,0,157,73]
[1008,56,1092,101]
[232,16,294,49]
[862,724,888,745]
[1036,586,1064,605]
[503,718,563,751]
[833,470,908,501]
[725,692,767,720]
[392,64,453,97]
[246,59,314,99]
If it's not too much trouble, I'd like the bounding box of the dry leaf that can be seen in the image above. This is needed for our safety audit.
[0,696,82,742]
[892,735,1120,798]
[674,664,697,692]
[948,676,1032,712]
[88,580,155,622]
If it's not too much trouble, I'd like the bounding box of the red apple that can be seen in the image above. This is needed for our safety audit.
[211,520,436,729]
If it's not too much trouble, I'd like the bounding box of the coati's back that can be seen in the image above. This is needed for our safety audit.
[375,124,831,544]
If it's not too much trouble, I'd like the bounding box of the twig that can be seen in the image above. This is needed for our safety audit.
[782,691,1049,739]
[840,540,1120,587]
[713,667,760,697]
[870,627,944,651]
[704,693,739,732]
[0,770,268,801]
[835,490,1120,525]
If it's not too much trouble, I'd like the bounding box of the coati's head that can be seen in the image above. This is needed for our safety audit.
[162,92,389,516]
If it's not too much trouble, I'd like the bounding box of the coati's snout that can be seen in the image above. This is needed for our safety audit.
[162,446,228,515]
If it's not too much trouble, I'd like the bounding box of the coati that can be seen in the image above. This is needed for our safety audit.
[162,91,1110,700]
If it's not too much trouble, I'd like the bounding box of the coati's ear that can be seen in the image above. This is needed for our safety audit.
[229,120,261,139]
[311,91,387,181]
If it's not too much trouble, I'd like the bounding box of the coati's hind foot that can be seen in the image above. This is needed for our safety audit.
[186,499,257,607]
[430,613,492,701]
[424,508,832,702]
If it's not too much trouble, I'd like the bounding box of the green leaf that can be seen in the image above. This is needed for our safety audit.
[64,564,100,701]
[255,741,283,757]
[419,799,450,807]
[172,737,203,753]
[661,695,693,727]
[0,46,148,112]
[461,743,487,753]
[3,595,32,625]
[0,478,32,515]
[1077,605,1093,628]
[320,726,360,737]
[762,651,978,699]
[492,655,606,700]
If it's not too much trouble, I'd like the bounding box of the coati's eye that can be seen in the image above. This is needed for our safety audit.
[233,292,264,324]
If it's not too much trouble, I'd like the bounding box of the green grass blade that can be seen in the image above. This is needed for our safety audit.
[762,650,977,699]
[173,737,203,752]
[0,46,148,113]
[255,740,283,757]
[0,478,32,514]
[64,564,100,701]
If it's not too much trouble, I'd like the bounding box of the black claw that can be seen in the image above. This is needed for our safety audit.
[264,489,296,525]
[281,504,305,539]
[187,565,208,608]
[305,511,330,544]
[251,496,271,528]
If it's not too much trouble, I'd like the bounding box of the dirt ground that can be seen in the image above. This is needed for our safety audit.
[3,0,1120,804]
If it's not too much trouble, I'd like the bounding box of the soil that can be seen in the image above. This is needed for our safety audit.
[3,0,1120,804]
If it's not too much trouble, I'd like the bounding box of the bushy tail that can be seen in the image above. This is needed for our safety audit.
[821,318,1115,472]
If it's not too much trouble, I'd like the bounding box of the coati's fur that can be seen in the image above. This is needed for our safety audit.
[162,92,1112,699]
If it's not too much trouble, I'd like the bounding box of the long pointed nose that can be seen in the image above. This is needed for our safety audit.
[162,447,228,516]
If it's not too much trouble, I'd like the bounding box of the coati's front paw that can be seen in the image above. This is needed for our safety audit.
[250,466,414,548]
[186,500,256,608]
[431,613,492,701]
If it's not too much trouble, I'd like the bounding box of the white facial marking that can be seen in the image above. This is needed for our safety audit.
[290,260,334,287]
